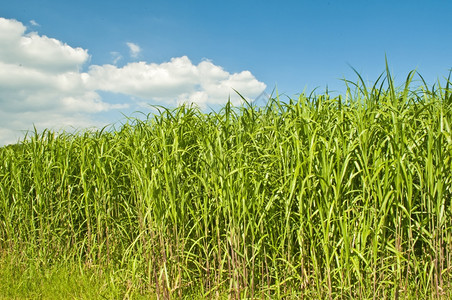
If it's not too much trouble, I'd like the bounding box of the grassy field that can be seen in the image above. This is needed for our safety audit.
[1,69,451,299]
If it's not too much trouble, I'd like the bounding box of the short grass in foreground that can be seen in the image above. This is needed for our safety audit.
[0,253,126,299]
[0,69,451,299]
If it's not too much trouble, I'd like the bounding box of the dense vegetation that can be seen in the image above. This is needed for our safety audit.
[1,69,451,299]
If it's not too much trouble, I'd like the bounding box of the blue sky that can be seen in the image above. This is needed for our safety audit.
[1,0,451,145]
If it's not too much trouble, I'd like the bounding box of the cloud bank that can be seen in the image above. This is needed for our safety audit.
[0,17,266,145]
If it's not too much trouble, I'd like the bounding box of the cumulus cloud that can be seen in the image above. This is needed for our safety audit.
[0,17,266,145]
[0,18,88,73]
[0,17,126,145]
[126,42,141,58]
[86,56,266,107]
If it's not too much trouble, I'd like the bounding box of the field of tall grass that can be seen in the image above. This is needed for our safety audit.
[1,68,451,299]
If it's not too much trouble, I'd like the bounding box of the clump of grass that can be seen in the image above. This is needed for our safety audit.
[0,68,451,298]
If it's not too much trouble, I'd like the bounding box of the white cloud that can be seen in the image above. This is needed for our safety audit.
[126,42,141,58]
[86,56,266,107]
[0,17,266,145]
[29,20,40,27]
[111,51,122,64]
[0,17,126,145]
[0,18,88,73]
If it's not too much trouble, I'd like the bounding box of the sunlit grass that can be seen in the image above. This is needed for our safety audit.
[0,68,451,299]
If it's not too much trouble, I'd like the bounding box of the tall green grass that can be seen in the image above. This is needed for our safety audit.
[0,69,451,298]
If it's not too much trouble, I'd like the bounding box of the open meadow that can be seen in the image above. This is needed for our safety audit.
[0,70,451,299]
